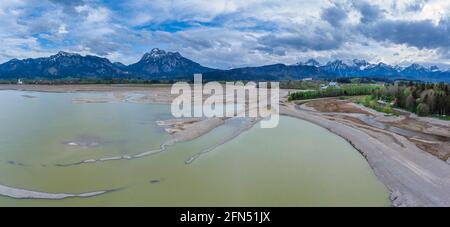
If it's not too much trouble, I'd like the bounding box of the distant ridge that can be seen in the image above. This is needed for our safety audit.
[126,48,213,78]
[0,51,126,79]
[0,49,449,82]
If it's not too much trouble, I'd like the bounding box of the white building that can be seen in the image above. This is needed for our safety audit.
[17,79,23,85]
[320,82,339,90]
[328,82,338,87]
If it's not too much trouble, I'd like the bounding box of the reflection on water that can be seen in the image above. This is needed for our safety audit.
[0,90,388,206]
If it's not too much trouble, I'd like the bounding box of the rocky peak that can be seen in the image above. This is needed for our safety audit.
[52,51,81,58]
[140,48,182,61]
[352,59,369,66]
[299,58,320,67]
[408,63,426,70]
[430,65,439,72]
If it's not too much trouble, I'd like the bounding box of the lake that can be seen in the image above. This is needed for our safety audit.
[0,90,389,206]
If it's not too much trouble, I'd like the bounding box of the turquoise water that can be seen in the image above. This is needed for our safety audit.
[0,90,389,206]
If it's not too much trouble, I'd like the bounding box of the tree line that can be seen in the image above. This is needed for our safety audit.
[288,84,380,101]
[372,82,450,117]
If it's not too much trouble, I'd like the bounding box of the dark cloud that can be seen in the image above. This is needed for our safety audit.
[361,18,450,50]
[254,46,286,56]
[257,27,345,52]
[82,39,123,56]
[321,5,348,27]
[352,1,384,23]
[48,0,85,14]
[151,31,215,51]
[18,17,60,35]
[48,0,85,7]
[406,0,428,12]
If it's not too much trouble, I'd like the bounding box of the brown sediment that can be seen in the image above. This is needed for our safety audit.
[305,98,372,115]
[340,115,367,125]
[331,115,406,148]
[408,138,450,161]
[392,117,450,139]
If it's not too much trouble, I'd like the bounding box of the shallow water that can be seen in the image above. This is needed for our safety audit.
[0,90,389,206]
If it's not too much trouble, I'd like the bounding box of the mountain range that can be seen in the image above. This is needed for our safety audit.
[0,48,449,82]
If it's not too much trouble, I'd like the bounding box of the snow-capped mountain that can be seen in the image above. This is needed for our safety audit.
[126,48,213,78]
[322,60,355,76]
[0,51,126,78]
[298,59,321,67]
[0,51,449,82]
[311,59,449,81]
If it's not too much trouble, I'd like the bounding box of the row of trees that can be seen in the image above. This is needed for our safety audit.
[359,95,394,115]
[288,84,380,101]
[279,80,320,90]
[371,82,450,117]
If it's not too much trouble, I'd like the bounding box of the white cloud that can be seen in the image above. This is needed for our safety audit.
[58,24,68,34]
[0,0,449,69]
[75,4,111,24]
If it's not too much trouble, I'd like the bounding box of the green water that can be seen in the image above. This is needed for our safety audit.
[0,90,389,206]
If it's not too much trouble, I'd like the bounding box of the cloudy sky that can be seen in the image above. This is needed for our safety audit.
[1,0,450,69]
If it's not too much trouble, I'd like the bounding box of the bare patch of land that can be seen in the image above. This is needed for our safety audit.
[305,98,372,115]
